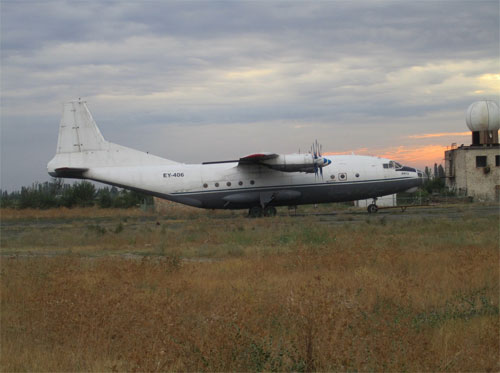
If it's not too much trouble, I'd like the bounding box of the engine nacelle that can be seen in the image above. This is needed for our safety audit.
[261,154,331,173]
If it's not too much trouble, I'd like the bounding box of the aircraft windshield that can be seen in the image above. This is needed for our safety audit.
[383,161,403,169]
[391,161,403,169]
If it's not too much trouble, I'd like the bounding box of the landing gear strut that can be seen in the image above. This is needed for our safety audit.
[248,206,277,218]
[367,198,378,214]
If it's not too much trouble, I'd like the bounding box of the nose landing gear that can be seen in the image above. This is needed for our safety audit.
[367,198,378,214]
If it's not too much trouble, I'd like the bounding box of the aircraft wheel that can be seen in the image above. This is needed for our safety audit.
[248,206,263,218]
[367,204,378,214]
[263,206,277,217]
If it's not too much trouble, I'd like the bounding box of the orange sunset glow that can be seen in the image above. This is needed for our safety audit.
[324,144,448,169]
[323,130,475,168]
[408,131,470,139]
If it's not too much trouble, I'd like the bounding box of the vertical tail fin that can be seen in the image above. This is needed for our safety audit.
[56,100,107,154]
[48,100,178,177]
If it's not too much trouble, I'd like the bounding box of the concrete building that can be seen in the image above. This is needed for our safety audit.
[445,144,499,201]
[444,101,500,201]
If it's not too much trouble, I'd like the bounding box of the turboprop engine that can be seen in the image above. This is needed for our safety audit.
[260,153,331,173]
[238,141,331,177]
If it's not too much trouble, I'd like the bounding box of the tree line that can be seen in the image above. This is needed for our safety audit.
[422,163,447,195]
[0,179,153,209]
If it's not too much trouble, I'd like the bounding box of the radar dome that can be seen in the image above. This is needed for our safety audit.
[466,100,500,132]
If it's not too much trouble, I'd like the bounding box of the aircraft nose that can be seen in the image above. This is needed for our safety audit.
[416,169,427,184]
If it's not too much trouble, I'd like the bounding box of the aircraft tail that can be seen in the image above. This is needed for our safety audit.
[48,100,177,178]
[55,100,107,154]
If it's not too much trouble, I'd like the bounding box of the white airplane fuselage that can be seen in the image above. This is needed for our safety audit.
[47,101,425,211]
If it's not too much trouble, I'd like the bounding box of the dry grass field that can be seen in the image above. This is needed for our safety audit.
[1,204,498,371]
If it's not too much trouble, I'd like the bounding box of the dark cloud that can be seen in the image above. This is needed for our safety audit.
[0,1,498,190]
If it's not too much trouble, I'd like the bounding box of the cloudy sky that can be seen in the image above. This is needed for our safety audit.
[1,1,499,191]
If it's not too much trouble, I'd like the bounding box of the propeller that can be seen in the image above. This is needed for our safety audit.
[311,140,324,179]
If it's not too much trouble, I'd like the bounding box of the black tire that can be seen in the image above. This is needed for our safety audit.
[263,206,277,217]
[367,204,378,214]
[249,206,263,218]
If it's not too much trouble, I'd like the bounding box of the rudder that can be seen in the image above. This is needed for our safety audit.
[56,100,107,154]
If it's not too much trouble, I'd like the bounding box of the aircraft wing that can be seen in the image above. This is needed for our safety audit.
[238,153,279,165]
[202,151,331,174]
[201,153,279,166]
[239,152,331,173]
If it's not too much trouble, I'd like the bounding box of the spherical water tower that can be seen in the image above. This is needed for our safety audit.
[466,100,500,145]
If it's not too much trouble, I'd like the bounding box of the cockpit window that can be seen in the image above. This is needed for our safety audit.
[383,161,403,169]
[389,161,403,169]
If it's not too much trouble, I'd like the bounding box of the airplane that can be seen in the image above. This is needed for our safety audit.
[47,100,426,217]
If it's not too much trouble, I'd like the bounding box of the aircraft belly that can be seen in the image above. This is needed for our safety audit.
[191,177,420,209]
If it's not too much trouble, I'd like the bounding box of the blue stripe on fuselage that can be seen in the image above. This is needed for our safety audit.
[170,176,414,196]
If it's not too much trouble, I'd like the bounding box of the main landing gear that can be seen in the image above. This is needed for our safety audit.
[367,198,378,214]
[248,206,277,218]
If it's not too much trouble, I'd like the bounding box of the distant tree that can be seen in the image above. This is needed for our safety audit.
[60,184,76,207]
[437,164,445,178]
[1,180,151,210]
[424,166,431,179]
[110,186,119,197]
[433,163,438,179]
[72,181,96,207]
[0,190,15,208]
[97,187,113,208]
[112,189,145,208]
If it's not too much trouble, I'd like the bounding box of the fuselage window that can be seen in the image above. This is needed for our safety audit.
[355,173,360,177]
[383,164,389,169]
[238,181,243,186]
[203,183,208,188]
[226,182,231,187]
[330,175,335,180]
[250,180,255,185]
[339,173,347,180]
[215,182,219,187]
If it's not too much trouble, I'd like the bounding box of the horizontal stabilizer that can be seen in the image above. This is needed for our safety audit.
[52,167,89,178]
